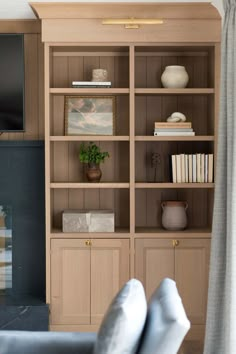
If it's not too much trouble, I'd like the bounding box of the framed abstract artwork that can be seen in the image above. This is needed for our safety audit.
[65,96,115,135]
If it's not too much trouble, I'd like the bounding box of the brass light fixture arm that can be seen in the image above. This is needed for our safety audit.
[102,18,164,29]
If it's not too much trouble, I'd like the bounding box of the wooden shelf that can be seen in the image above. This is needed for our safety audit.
[50,228,211,239]
[50,88,129,95]
[135,88,214,95]
[50,182,130,189]
[50,136,214,142]
[135,136,214,142]
[135,227,212,238]
[50,88,214,95]
[50,136,130,142]
[51,182,215,189]
[135,183,215,189]
[51,228,130,238]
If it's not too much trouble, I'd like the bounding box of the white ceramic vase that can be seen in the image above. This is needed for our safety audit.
[161,66,189,88]
[161,201,188,231]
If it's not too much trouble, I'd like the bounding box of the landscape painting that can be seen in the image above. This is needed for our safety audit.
[65,96,115,135]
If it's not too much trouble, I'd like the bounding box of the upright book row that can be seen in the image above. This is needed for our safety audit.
[171,154,214,183]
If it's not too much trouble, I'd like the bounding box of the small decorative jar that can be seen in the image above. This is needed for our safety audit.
[161,201,188,231]
[161,66,189,88]
[92,69,108,82]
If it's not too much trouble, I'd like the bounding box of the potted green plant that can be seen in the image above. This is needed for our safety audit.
[79,142,109,182]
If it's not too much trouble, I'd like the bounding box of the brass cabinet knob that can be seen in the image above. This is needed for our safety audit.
[85,240,91,246]
[172,240,180,247]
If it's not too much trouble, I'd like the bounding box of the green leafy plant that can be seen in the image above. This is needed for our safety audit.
[79,142,109,165]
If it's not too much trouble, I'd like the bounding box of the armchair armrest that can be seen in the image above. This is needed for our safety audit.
[0,331,97,354]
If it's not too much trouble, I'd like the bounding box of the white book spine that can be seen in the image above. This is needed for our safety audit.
[201,154,205,183]
[196,154,201,182]
[171,155,177,183]
[72,81,111,85]
[189,155,193,183]
[154,128,193,132]
[153,132,195,136]
[180,154,186,183]
[176,155,182,183]
[185,155,189,183]
[208,154,214,183]
[205,155,208,183]
[192,155,197,183]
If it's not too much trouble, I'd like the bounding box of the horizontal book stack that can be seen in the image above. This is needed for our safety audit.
[171,154,214,183]
[154,122,195,136]
[72,81,112,88]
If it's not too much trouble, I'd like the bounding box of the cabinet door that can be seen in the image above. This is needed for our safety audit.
[91,239,130,325]
[135,239,175,300]
[175,239,210,324]
[51,239,91,325]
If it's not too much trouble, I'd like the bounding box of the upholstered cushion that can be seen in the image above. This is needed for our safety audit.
[93,279,147,354]
[138,278,190,354]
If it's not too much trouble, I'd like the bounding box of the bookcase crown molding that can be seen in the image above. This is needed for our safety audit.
[30,2,221,43]
[30,3,221,20]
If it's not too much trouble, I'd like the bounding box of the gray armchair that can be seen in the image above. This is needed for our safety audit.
[0,331,96,354]
[0,278,190,354]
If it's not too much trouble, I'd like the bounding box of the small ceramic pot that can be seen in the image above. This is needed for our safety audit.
[86,163,102,182]
[92,69,108,82]
[161,201,188,231]
[161,66,189,88]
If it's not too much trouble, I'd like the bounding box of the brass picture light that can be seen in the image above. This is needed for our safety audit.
[102,18,164,29]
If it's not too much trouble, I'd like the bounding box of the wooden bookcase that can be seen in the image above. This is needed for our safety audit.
[31,2,221,350]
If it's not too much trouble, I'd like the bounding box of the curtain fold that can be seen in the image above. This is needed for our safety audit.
[204,1,236,353]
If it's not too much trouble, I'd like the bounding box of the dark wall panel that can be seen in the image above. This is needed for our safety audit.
[0,141,45,299]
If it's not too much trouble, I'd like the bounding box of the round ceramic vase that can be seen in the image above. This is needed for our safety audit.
[161,201,188,231]
[161,66,189,88]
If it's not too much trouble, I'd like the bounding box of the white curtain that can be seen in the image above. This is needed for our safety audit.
[204,1,236,353]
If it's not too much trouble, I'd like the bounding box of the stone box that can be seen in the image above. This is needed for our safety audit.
[62,210,115,233]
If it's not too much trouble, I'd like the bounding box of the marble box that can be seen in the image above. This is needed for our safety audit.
[62,210,115,233]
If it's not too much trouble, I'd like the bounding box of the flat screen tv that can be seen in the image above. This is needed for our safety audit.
[0,34,24,132]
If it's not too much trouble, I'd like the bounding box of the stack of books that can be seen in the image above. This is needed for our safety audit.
[154,122,195,136]
[171,153,214,183]
[72,81,112,88]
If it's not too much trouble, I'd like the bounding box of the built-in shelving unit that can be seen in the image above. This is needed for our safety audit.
[45,41,219,340]
[32,2,221,350]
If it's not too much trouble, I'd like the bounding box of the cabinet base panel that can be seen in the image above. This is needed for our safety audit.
[50,324,99,332]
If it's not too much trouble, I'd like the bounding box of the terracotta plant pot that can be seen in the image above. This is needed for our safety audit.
[86,163,102,182]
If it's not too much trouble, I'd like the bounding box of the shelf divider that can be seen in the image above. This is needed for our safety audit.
[50,228,130,238]
[50,182,130,189]
[135,183,215,189]
[135,88,214,95]
[50,88,129,95]
[134,227,212,238]
[50,136,130,141]
[135,136,214,142]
